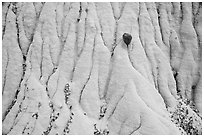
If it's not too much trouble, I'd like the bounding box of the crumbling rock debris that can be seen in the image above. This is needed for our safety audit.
[168,95,202,135]
[64,83,72,107]
[94,123,109,135]
[2,2,202,135]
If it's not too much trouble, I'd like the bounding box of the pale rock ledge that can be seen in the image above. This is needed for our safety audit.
[2,2,202,135]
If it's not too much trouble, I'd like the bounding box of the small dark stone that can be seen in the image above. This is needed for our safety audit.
[38,102,42,107]
[23,55,26,61]
[69,106,72,109]
[192,85,196,90]
[123,33,132,46]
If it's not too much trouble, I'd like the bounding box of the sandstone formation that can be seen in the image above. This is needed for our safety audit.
[2,2,202,135]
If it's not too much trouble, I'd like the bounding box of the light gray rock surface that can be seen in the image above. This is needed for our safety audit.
[2,2,202,135]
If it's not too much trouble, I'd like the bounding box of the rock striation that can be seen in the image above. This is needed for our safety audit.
[2,2,202,135]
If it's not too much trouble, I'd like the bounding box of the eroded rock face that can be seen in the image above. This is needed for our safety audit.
[2,2,202,135]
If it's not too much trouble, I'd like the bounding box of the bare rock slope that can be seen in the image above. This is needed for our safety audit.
[2,2,202,135]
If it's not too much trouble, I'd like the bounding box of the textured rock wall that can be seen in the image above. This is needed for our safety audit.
[2,2,202,135]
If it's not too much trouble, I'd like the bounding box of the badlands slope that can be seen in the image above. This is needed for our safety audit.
[2,2,202,135]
